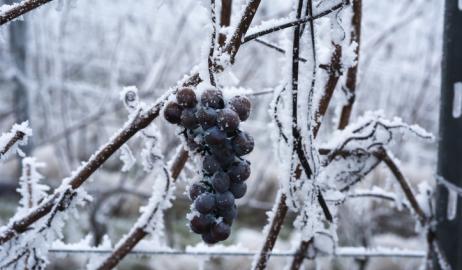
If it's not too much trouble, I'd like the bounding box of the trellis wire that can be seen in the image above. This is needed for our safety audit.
[49,247,426,258]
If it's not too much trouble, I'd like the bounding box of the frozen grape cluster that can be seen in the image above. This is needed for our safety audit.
[164,86,254,244]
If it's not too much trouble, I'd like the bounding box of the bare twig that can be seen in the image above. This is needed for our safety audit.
[0,0,54,26]
[338,0,362,129]
[243,1,348,44]
[218,0,232,46]
[96,149,188,270]
[0,129,25,159]
[208,0,217,86]
[373,148,427,225]
[224,0,262,63]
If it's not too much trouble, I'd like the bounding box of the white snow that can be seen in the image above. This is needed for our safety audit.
[452,82,462,118]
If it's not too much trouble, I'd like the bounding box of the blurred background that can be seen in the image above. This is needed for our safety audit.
[0,0,443,269]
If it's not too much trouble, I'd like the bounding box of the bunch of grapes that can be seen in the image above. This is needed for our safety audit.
[164,86,254,244]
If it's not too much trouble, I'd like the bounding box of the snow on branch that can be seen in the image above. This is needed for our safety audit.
[0,0,54,25]
[0,121,32,161]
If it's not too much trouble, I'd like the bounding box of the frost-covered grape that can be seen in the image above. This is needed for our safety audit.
[211,222,231,241]
[202,231,219,244]
[211,171,230,193]
[203,155,221,175]
[231,132,254,156]
[201,88,224,109]
[204,126,227,145]
[215,191,235,210]
[181,108,199,129]
[229,95,251,121]
[189,182,209,200]
[217,108,240,133]
[163,102,183,124]
[218,204,237,224]
[195,193,216,214]
[176,87,198,108]
[229,182,247,199]
[190,214,214,234]
[209,143,235,168]
[228,160,251,183]
[197,107,218,129]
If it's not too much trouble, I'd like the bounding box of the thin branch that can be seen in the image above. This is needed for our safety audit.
[0,0,54,26]
[47,246,427,258]
[337,0,362,129]
[0,129,25,159]
[223,0,262,63]
[218,0,232,46]
[96,148,188,270]
[243,0,348,44]
[208,0,217,86]
[313,43,342,135]
[373,148,427,225]
[254,38,308,62]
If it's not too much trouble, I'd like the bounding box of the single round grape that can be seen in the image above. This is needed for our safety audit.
[218,204,237,225]
[203,155,221,175]
[202,231,219,244]
[197,107,218,129]
[209,143,236,168]
[217,108,240,133]
[176,87,198,108]
[189,182,209,200]
[201,88,224,109]
[211,221,231,241]
[228,160,251,183]
[180,108,199,129]
[215,191,235,210]
[190,214,214,234]
[195,193,216,214]
[229,95,251,121]
[211,171,230,193]
[231,132,254,156]
[163,102,183,124]
[204,126,227,145]
[229,182,247,199]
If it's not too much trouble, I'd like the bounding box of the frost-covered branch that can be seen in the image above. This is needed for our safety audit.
[208,0,217,86]
[95,148,187,270]
[374,148,427,224]
[243,0,348,44]
[0,0,54,25]
[338,0,362,129]
[0,121,32,160]
[223,0,262,63]
[47,245,426,258]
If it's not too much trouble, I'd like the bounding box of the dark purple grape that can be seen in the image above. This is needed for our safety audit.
[209,143,235,169]
[211,222,231,241]
[228,160,251,183]
[190,214,214,234]
[203,155,221,175]
[229,96,251,121]
[211,171,230,193]
[189,182,209,200]
[218,205,237,224]
[204,126,227,145]
[229,182,247,199]
[163,102,183,124]
[176,87,198,108]
[201,88,224,109]
[217,108,240,133]
[181,108,199,129]
[197,107,218,129]
[231,132,254,156]
[202,231,219,244]
[195,193,216,214]
[215,191,235,210]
